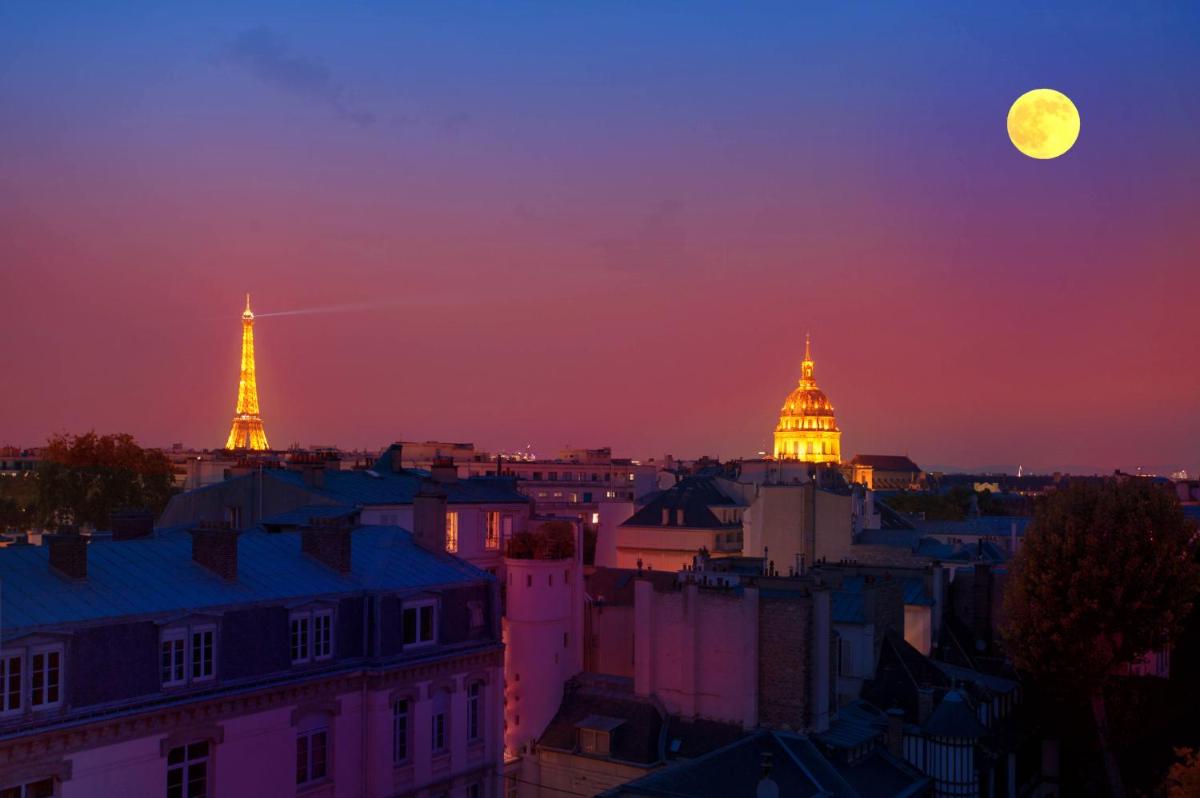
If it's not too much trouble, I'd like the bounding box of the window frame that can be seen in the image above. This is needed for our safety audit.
[28,644,63,711]
[484,511,501,550]
[467,681,483,742]
[190,625,216,683]
[295,726,330,786]
[445,511,459,553]
[0,651,21,715]
[392,696,411,765]
[312,609,334,661]
[289,612,312,664]
[166,739,212,798]
[161,628,188,688]
[401,600,437,649]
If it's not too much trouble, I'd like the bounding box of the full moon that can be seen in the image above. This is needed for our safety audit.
[1007,88,1080,159]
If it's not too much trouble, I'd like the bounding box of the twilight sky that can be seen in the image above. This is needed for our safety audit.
[2,2,1198,474]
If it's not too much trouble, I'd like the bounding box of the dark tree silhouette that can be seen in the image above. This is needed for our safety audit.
[37,432,175,529]
[1003,479,1200,797]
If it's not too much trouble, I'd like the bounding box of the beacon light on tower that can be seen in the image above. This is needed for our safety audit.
[225,294,270,450]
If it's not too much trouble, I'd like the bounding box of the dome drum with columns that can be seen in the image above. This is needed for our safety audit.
[773,336,841,463]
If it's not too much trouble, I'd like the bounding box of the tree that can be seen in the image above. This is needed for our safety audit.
[1163,747,1200,797]
[1002,479,1200,797]
[36,432,175,529]
[505,520,576,560]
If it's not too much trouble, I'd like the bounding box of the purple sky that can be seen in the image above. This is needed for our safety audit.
[2,3,1198,474]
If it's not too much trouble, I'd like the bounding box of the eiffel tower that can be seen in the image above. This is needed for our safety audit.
[225,294,270,450]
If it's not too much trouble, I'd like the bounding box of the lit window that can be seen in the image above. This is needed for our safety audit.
[468,682,483,741]
[296,728,328,785]
[167,741,209,798]
[30,647,61,709]
[446,512,459,553]
[402,601,436,647]
[485,512,501,549]
[0,653,21,714]
[393,698,410,763]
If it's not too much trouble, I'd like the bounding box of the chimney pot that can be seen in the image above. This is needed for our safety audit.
[301,519,352,572]
[413,484,448,553]
[47,532,87,580]
[190,525,239,580]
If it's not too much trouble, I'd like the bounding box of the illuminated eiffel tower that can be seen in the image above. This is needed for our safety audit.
[225,294,270,450]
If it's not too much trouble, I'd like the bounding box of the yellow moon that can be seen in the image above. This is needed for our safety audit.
[1007,88,1080,159]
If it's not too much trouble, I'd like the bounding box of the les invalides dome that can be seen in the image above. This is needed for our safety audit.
[773,336,841,463]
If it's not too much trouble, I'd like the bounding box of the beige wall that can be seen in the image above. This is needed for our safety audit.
[742,484,854,572]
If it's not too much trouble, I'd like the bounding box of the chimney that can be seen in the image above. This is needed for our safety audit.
[413,484,448,553]
[391,443,405,473]
[190,524,239,580]
[917,687,935,726]
[885,708,905,757]
[47,530,87,580]
[430,457,458,484]
[301,517,352,573]
[111,509,155,541]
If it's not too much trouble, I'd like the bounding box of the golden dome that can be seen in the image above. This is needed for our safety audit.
[773,335,841,463]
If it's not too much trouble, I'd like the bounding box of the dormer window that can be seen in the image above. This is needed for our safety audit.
[402,600,436,648]
[576,715,624,757]
[0,641,65,716]
[160,622,217,688]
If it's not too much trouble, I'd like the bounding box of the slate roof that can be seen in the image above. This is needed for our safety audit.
[586,567,678,606]
[903,578,933,607]
[536,676,666,765]
[912,516,1030,538]
[816,701,886,749]
[832,590,866,624]
[268,468,527,506]
[260,504,360,528]
[851,455,922,473]
[538,675,745,767]
[922,690,986,740]
[0,526,487,637]
[603,729,929,798]
[622,477,741,530]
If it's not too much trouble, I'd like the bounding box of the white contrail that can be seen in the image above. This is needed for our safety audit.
[253,300,408,319]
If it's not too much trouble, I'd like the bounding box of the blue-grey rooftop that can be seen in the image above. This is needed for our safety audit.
[268,468,528,506]
[0,526,487,637]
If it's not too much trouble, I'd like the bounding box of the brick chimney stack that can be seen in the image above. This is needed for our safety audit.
[47,529,87,580]
[190,524,240,580]
[413,484,448,553]
[430,457,458,484]
[301,517,353,573]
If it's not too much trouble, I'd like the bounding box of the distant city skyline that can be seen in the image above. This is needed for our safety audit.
[2,3,1197,475]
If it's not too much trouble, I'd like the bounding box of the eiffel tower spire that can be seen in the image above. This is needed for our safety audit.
[225,294,270,450]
